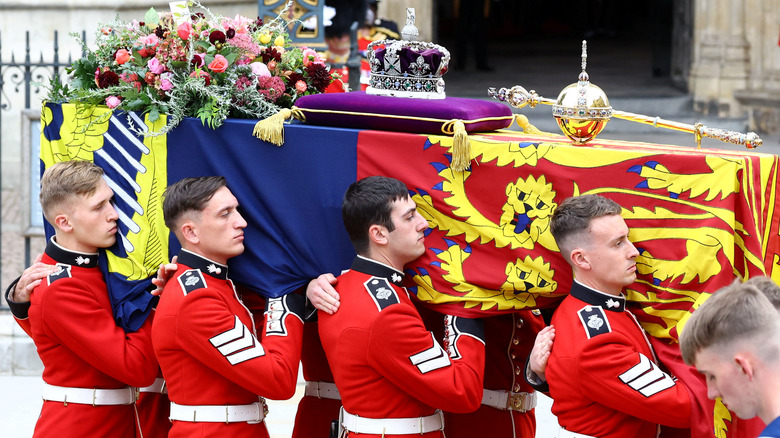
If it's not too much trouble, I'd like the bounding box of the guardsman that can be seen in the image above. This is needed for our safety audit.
[152,176,305,438]
[318,175,486,437]
[26,161,158,437]
[546,194,691,438]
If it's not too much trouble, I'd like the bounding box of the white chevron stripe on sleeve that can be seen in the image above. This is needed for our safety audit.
[209,315,265,365]
[619,353,676,397]
[409,333,451,374]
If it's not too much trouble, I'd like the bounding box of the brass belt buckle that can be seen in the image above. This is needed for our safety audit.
[507,392,526,412]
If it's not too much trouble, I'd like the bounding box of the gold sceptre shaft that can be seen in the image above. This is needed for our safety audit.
[487,85,762,150]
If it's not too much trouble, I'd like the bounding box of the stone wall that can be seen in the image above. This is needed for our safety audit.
[689,0,780,128]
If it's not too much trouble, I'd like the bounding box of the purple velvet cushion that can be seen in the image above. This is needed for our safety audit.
[294,91,513,134]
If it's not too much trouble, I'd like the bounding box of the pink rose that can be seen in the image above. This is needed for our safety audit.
[115,49,131,65]
[138,34,159,47]
[159,72,174,91]
[250,62,271,78]
[105,96,121,109]
[147,57,164,74]
[301,48,321,66]
[295,80,307,93]
[177,21,193,41]
[208,54,229,73]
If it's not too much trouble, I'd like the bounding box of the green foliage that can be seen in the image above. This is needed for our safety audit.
[49,0,335,137]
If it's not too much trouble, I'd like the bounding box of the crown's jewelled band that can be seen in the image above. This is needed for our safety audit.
[369,73,445,94]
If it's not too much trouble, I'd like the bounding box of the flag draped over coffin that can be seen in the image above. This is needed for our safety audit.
[356,128,779,438]
[40,102,780,437]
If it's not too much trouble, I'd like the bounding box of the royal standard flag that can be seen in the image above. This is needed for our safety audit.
[40,102,779,437]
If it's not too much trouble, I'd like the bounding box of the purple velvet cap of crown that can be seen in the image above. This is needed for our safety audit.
[374,45,444,75]
[295,91,513,133]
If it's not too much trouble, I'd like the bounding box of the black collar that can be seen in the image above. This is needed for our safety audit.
[177,250,229,280]
[351,255,405,287]
[46,237,99,268]
[571,280,626,312]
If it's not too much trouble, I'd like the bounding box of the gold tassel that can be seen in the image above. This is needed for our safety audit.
[252,108,299,146]
[448,120,471,172]
[514,114,551,136]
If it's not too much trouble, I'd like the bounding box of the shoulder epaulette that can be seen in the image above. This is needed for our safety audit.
[577,305,612,339]
[46,264,72,285]
[177,269,207,295]
[364,276,400,311]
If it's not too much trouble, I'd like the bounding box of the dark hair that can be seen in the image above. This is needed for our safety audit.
[342,176,409,254]
[162,176,227,231]
[550,194,623,257]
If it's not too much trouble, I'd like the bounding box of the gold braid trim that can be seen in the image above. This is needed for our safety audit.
[252,106,514,172]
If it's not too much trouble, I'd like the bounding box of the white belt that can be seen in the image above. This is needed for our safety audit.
[304,381,341,400]
[41,382,135,406]
[558,427,597,438]
[169,400,266,424]
[481,389,537,412]
[138,378,167,394]
[340,407,444,435]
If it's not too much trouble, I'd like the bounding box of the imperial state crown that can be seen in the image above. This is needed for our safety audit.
[365,8,450,99]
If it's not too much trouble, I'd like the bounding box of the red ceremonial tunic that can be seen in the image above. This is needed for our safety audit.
[318,256,486,438]
[546,281,691,437]
[29,239,158,438]
[152,250,304,438]
[292,320,342,438]
[437,311,546,438]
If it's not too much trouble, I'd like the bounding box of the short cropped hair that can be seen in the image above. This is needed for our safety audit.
[550,194,623,259]
[680,282,780,365]
[39,160,105,223]
[162,176,227,231]
[342,176,409,255]
[745,276,780,311]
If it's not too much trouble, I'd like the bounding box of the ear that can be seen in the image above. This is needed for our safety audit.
[180,221,199,246]
[734,354,755,380]
[53,213,73,233]
[368,224,388,246]
[570,247,591,271]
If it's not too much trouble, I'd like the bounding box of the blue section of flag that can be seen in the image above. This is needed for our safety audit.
[166,119,358,297]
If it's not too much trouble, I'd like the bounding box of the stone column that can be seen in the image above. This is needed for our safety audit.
[689,0,750,117]
[734,0,780,133]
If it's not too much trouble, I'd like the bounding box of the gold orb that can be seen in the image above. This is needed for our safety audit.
[552,78,612,144]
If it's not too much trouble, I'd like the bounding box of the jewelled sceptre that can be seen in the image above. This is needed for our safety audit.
[488,41,762,149]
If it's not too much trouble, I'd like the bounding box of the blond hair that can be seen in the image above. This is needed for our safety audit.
[680,281,780,366]
[40,161,105,223]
